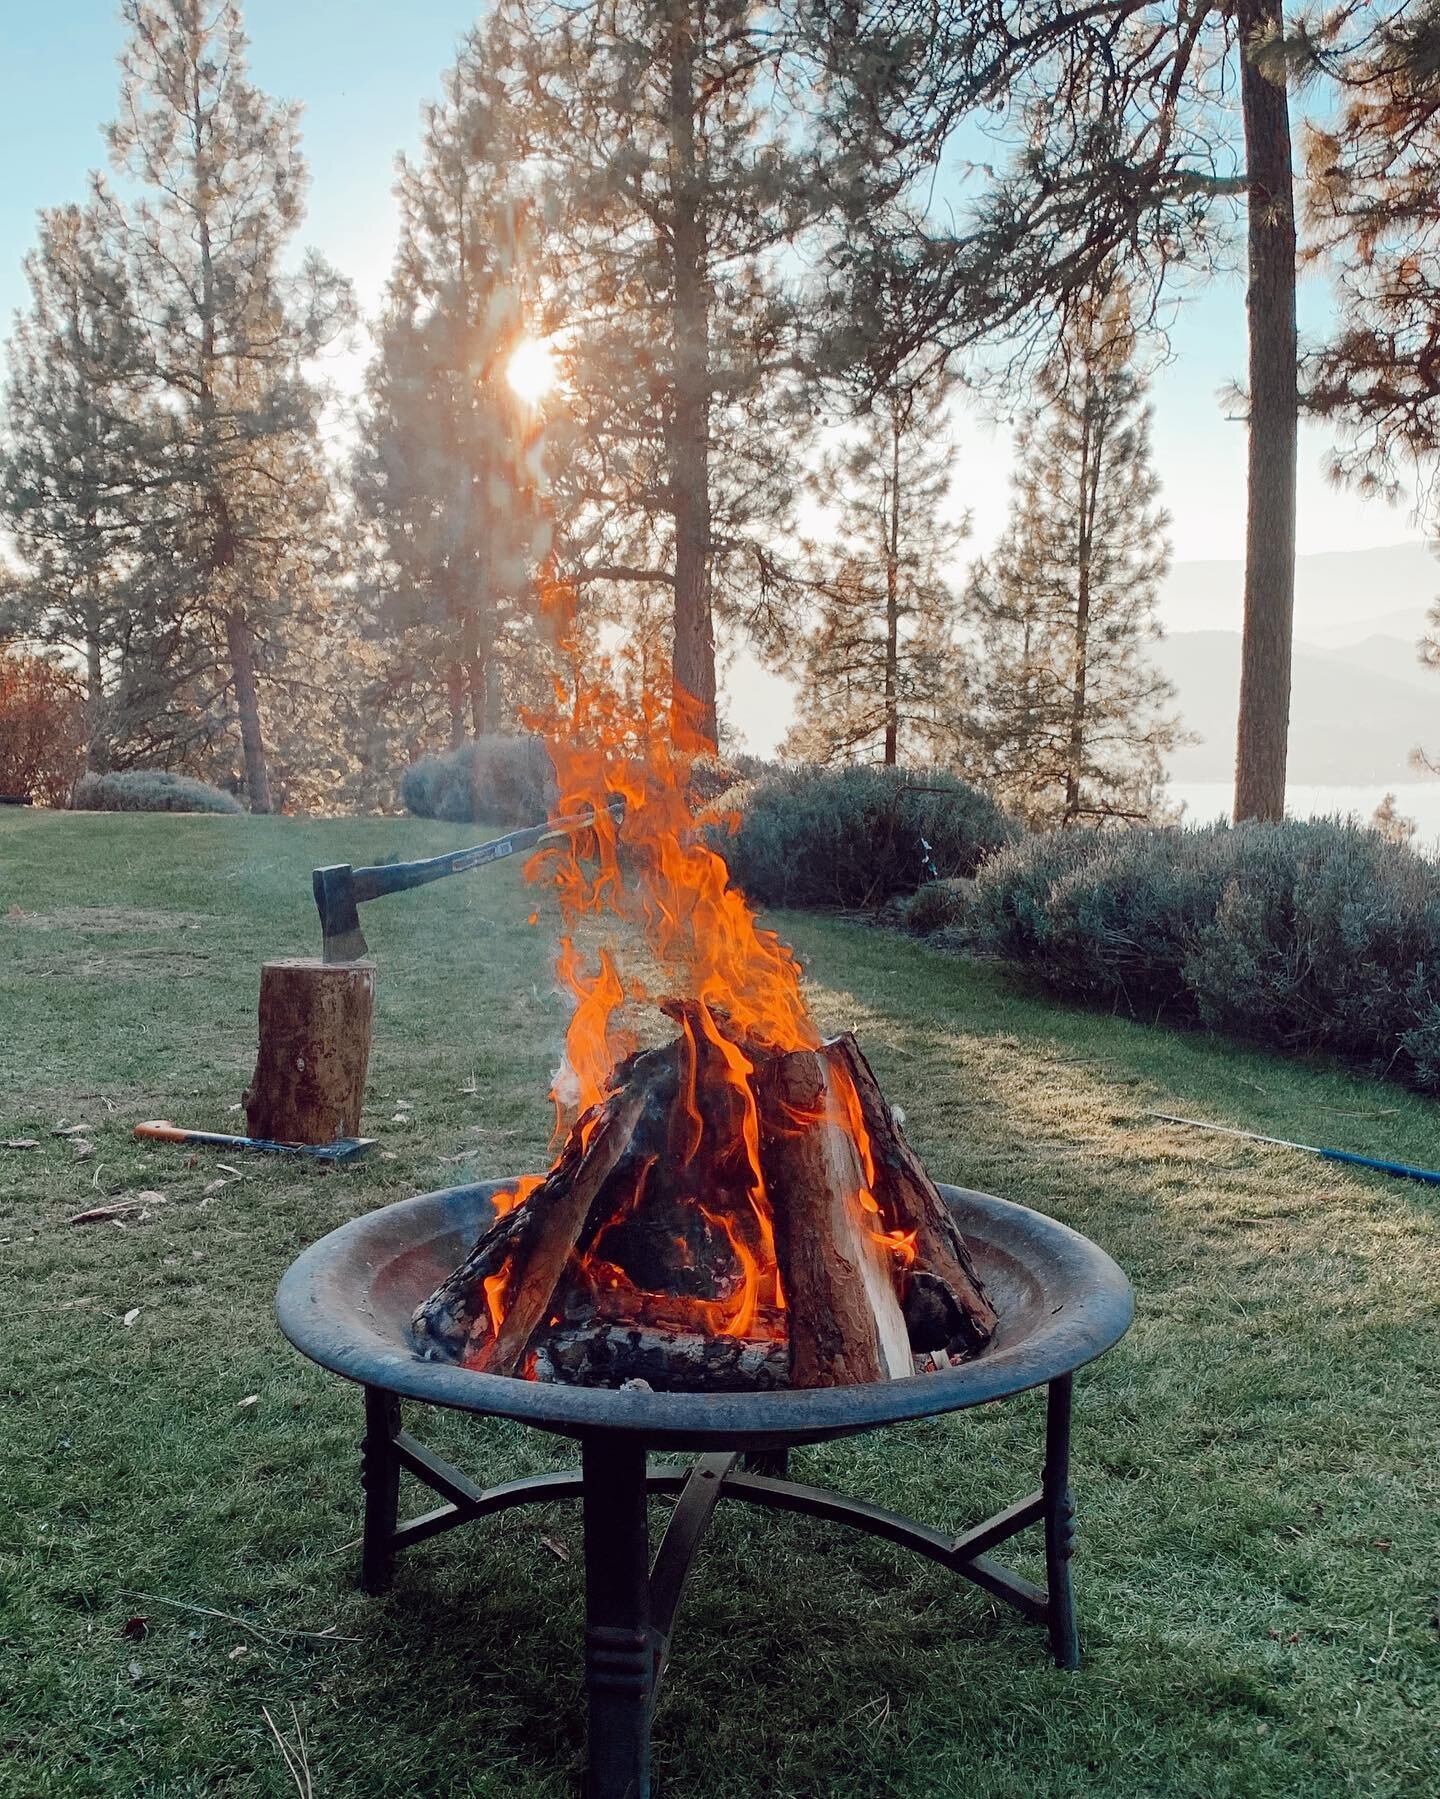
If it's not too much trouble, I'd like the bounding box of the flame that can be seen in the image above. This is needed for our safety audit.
[465,572,911,1369]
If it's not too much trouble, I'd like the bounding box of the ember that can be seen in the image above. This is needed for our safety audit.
[412,584,997,1388]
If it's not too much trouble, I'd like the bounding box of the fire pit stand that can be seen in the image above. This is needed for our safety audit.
[277,1179,1133,1799]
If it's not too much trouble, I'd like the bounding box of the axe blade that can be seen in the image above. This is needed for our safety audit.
[313,864,369,964]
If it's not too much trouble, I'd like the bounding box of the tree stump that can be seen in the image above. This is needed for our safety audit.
[243,957,375,1145]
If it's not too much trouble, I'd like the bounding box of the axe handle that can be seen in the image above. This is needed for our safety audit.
[348,800,624,905]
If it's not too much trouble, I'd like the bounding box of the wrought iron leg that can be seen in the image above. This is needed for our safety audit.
[360,1386,402,1596]
[582,1434,653,1799]
[1043,1374,1079,1669]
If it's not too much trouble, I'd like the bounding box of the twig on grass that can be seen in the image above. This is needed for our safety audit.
[262,1702,314,1799]
[119,1589,361,1645]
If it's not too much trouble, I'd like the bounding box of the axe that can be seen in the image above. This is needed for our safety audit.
[312,797,625,963]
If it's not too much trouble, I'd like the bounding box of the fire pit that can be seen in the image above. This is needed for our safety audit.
[277,1174,1132,1799]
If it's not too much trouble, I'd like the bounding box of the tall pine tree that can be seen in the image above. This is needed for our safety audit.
[785,369,966,765]
[96,0,351,810]
[353,24,551,756]
[0,205,145,770]
[961,289,1179,826]
[501,0,817,750]
[813,2,1298,821]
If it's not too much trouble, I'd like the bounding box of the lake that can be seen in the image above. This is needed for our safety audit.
[1170,780,1440,852]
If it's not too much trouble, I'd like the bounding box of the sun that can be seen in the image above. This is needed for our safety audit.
[506,337,557,404]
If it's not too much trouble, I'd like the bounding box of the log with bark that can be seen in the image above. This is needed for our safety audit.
[243,957,374,1145]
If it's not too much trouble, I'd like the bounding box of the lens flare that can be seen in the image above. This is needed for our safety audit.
[506,338,556,403]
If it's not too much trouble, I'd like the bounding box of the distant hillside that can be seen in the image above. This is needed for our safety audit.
[1156,630,1439,783]
[1160,541,1437,640]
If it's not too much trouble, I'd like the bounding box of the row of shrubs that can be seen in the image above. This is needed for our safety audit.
[970,819,1440,1093]
[73,770,242,814]
[400,735,556,826]
[397,740,1020,914]
[718,764,1018,909]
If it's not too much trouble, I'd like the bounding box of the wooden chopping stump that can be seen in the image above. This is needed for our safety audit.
[244,957,375,1145]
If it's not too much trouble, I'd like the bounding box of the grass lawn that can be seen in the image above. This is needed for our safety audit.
[2,808,1437,1798]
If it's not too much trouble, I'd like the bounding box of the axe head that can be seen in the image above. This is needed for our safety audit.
[314,864,369,963]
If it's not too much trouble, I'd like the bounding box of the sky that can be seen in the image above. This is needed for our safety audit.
[0,3,1428,573]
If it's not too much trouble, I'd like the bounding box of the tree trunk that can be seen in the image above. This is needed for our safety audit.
[462,609,487,739]
[667,3,717,754]
[83,571,107,772]
[1064,394,1100,826]
[1234,0,1298,824]
[244,957,374,1144]
[226,606,273,814]
[884,404,901,766]
[446,663,466,748]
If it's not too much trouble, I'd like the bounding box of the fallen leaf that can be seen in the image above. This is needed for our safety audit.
[380,1151,399,1162]
[228,1644,248,1661]
[237,1394,259,1409]
[53,1122,89,1137]
[215,1163,241,1176]
[122,1615,148,1641]
[127,1659,143,1683]
[4,1139,40,1150]
[70,1203,140,1226]
[122,1308,140,1328]
[70,1139,96,1160]
[203,1180,228,1196]
[133,1190,166,1205]
[541,1535,571,1564]
[1371,1539,1392,1551]
[5,905,22,920]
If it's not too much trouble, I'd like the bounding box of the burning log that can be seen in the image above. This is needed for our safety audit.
[532,1295,788,1391]
[827,1034,1000,1356]
[758,1047,914,1387]
[412,1003,998,1393]
[411,1055,658,1370]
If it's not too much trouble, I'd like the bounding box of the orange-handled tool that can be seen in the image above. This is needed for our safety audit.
[134,1121,375,1162]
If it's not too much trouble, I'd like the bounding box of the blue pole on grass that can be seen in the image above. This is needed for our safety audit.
[1150,1112,1440,1188]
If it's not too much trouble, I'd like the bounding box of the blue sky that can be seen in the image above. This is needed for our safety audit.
[0,0,1425,569]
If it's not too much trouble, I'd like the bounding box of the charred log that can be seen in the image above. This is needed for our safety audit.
[759,1047,914,1388]
[828,1033,998,1357]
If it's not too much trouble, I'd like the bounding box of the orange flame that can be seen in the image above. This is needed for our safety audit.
[468,572,910,1368]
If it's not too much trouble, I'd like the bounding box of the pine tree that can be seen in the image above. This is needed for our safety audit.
[95,0,351,810]
[0,206,145,769]
[501,0,817,751]
[814,3,1298,821]
[785,371,966,766]
[961,290,1179,827]
[352,25,551,756]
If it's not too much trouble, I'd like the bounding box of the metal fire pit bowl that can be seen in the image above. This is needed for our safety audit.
[277,1180,1133,1799]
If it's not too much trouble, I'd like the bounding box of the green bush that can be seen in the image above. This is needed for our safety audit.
[903,878,976,935]
[720,765,1018,909]
[72,770,243,814]
[973,818,1440,1091]
[401,735,555,826]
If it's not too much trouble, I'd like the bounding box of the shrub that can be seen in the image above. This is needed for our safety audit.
[973,817,1440,1091]
[400,734,555,826]
[0,649,85,807]
[903,878,976,935]
[73,770,243,814]
[721,764,1018,909]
